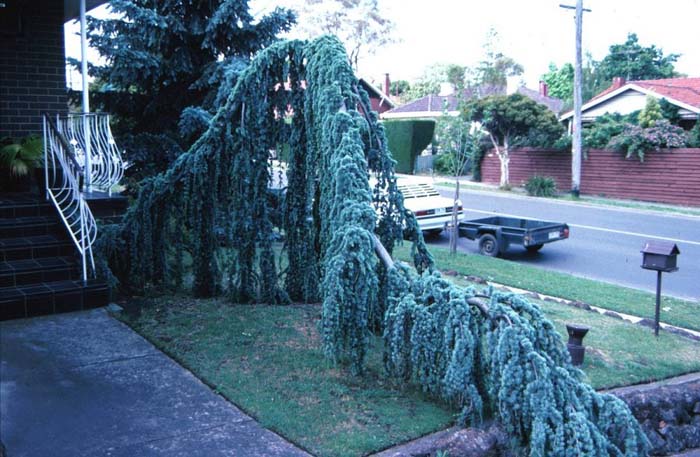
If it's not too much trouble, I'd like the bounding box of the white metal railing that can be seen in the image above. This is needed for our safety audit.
[43,114,97,283]
[56,113,126,195]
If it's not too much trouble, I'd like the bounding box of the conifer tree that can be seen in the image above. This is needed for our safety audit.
[84,0,296,138]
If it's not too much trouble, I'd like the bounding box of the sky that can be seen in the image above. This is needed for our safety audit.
[66,0,700,92]
[352,0,700,88]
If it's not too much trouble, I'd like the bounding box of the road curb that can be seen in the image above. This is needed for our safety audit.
[433,184,700,220]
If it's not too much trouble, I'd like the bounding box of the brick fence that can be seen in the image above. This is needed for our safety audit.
[481,148,700,206]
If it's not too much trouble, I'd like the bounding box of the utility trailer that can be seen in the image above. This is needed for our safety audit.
[458,216,569,257]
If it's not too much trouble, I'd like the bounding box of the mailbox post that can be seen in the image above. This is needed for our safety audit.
[640,240,680,336]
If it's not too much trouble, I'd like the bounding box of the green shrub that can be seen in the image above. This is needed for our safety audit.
[525,175,557,197]
[432,152,450,174]
[688,120,700,148]
[659,97,682,125]
[638,95,663,128]
[582,113,628,149]
[384,120,436,174]
[470,142,487,181]
[606,119,688,161]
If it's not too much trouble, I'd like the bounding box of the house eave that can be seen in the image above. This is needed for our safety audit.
[64,0,109,22]
[358,78,396,109]
[560,83,700,122]
[380,110,459,120]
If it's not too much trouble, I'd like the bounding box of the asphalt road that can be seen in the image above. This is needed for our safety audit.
[429,187,700,301]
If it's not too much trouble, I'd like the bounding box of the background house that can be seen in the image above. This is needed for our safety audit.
[381,82,562,120]
[359,74,396,115]
[560,77,700,129]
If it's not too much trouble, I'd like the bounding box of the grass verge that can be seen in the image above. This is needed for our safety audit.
[118,298,454,457]
[448,275,700,389]
[394,244,700,332]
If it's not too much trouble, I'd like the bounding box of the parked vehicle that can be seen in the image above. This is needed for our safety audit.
[458,216,569,256]
[270,167,462,234]
[397,180,464,233]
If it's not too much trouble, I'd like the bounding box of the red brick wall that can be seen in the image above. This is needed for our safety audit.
[481,147,700,206]
[0,0,68,138]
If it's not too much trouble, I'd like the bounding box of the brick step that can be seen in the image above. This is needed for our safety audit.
[0,193,54,219]
[0,279,109,320]
[0,215,66,238]
[0,234,74,262]
[0,256,79,288]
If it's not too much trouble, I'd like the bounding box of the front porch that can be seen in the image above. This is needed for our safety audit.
[1,0,127,319]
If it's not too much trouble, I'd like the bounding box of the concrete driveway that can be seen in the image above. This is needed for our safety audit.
[0,309,309,457]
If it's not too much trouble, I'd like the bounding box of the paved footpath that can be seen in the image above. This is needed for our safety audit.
[0,309,309,457]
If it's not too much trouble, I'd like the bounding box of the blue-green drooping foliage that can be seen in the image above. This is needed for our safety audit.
[383,265,649,456]
[109,34,427,330]
[104,35,648,456]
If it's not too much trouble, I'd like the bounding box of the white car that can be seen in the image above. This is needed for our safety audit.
[271,166,463,235]
[396,180,464,234]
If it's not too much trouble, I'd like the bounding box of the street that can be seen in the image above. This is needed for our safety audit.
[430,186,700,301]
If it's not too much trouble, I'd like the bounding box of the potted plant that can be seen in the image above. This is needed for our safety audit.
[0,135,43,192]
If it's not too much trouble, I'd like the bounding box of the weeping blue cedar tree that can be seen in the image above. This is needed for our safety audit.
[99,35,648,456]
[103,35,430,330]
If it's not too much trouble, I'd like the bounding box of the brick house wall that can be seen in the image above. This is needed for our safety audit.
[1,0,69,138]
[481,147,700,206]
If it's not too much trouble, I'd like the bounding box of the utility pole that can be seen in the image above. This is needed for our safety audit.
[560,1,590,198]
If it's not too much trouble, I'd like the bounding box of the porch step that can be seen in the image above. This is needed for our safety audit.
[0,193,109,320]
[0,194,54,219]
[0,234,74,261]
[0,256,80,288]
[0,215,64,238]
[0,279,109,320]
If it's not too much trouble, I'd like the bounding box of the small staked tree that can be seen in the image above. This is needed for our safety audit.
[466,94,563,188]
[436,109,482,254]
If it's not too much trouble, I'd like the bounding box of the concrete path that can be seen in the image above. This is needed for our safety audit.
[0,309,310,457]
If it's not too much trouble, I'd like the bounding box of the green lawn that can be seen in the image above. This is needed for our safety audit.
[543,298,700,389]
[118,298,454,457]
[118,286,700,456]
[395,244,700,332]
[446,275,700,389]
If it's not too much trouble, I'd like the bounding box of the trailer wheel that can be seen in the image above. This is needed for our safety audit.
[478,233,499,257]
[526,244,544,253]
[424,229,443,237]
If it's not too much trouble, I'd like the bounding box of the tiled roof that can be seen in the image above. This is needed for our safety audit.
[589,77,700,108]
[561,77,700,120]
[384,85,505,115]
[633,77,700,108]
[516,86,565,113]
